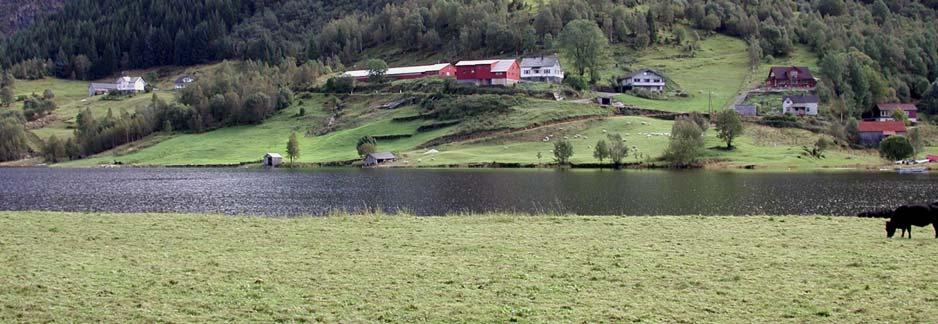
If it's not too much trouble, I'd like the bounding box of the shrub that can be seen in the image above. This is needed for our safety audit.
[879,136,913,161]
[664,118,705,166]
[553,139,574,165]
[563,75,588,91]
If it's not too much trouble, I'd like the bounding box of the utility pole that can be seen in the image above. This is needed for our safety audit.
[708,90,712,116]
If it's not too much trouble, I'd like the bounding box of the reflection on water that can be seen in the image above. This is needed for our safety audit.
[0,167,935,216]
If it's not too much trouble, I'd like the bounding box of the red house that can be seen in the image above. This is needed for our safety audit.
[766,66,816,88]
[455,59,520,86]
[874,103,918,123]
[344,63,456,82]
[858,121,907,146]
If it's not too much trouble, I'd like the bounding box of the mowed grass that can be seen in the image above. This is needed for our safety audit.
[63,96,609,166]
[1,211,936,322]
[613,34,750,112]
[407,116,885,168]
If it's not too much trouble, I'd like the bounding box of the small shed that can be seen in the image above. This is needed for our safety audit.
[363,152,396,167]
[263,153,282,167]
[734,104,757,117]
[597,96,613,106]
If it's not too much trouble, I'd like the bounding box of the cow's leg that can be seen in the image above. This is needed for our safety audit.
[908,227,912,239]
[933,223,937,238]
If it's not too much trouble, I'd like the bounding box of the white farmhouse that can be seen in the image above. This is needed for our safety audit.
[520,55,564,83]
[116,76,147,92]
[88,76,148,96]
[618,69,666,92]
[781,95,819,116]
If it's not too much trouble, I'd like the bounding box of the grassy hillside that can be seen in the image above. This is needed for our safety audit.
[63,95,611,166]
[608,34,820,114]
[10,77,173,140]
[2,211,935,322]
[402,116,881,168]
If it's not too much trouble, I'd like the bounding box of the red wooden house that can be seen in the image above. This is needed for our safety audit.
[344,63,456,82]
[766,66,817,88]
[455,59,520,86]
[874,103,918,123]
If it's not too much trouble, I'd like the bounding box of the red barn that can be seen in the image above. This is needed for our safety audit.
[858,121,907,146]
[455,59,520,86]
[344,63,456,82]
[766,66,817,88]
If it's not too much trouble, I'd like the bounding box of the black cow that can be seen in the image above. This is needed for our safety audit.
[883,204,938,239]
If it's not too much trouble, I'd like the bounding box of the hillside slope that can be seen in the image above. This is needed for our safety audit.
[0,0,63,37]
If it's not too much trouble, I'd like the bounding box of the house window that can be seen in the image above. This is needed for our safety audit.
[654,79,661,82]
[634,78,640,82]
[644,79,650,82]
[544,69,550,74]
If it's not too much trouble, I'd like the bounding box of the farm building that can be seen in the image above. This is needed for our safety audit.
[520,55,564,83]
[263,153,283,167]
[363,152,396,167]
[874,103,918,123]
[782,95,819,116]
[455,59,520,86]
[618,69,666,92]
[343,63,456,82]
[734,104,758,117]
[174,75,196,90]
[766,66,817,88]
[88,76,147,96]
[858,121,907,146]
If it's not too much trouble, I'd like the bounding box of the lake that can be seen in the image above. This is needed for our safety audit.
[0,167,935,216]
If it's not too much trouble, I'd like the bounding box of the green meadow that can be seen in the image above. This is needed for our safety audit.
[1,212,935,322]
[403,116,882,168]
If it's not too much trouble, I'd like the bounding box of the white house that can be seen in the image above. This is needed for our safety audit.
[88,76,147,96]
[174,75,196,90]
[782,95,819,116]
[619,69,666,92]
[520,55,564,83]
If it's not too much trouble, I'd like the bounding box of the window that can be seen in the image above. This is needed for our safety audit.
[544,69,550,74]
[654,79,661,82]
[634,78,640,82]
[644,79,650,82]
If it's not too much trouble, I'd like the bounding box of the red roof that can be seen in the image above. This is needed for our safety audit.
[858,121,907,133]
[768,66,814,81]
[876,103,918,112]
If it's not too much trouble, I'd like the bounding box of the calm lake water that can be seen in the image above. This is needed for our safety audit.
[0,167,936,216]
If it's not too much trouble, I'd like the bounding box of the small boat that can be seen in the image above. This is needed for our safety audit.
[897,167,928,174]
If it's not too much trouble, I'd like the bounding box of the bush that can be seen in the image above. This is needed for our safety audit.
[553,139,574,165]
[879,136,914,161]
[563,75,588,91]
[22,94,56,121]
[0,113,31,162]
[664,118,705,166]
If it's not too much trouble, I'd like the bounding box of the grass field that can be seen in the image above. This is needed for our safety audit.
[405,116,884,168]
[62,95,611,166]
[1,211,936,322]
